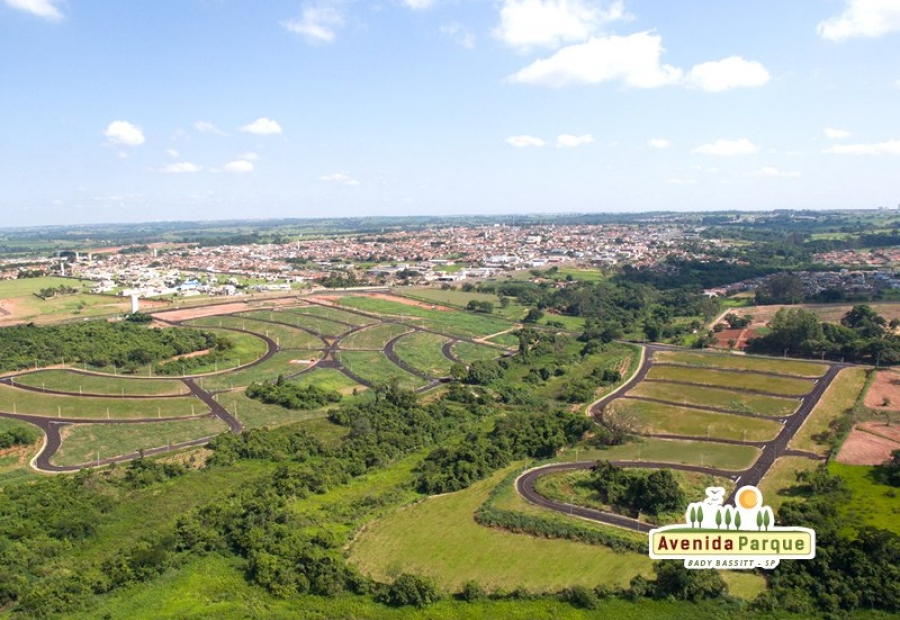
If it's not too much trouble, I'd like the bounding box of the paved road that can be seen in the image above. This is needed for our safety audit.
[516,344,843,529]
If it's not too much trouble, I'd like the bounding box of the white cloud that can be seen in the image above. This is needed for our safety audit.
[403,0,434,8]
[3,0,63,20]
[751,166,801,178]
[104,121,145,147]
[508,32,682,88]
[239,117,282,135]
[648,138,670,149]
[240,152,260,161]
[320,172,359,185]
[817,0,900,41]
[495,0,629,51]
[282,3,345,44]
[194,121,227,136]
[824,127,852,139]
[506,135,546,147]
[224,160,254,173]
[441,22,475,49]
[825,140,900,155]
[556,133,594,147]
[687,56,770,92]
[160,162,202,174]
[166,149,180,158]
[692,139,758,156]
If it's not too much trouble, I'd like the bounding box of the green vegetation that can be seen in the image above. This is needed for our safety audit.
[220,391,331,430]
[239,309,350,337]
[757,457,819,511]
[338,351,425,390]
[12,370,187,396]
[605,399,783,442]
[0,417,40,449]
[339,323,412,349]
[571,438,760,471]
[790,368,869,455]
[290,368,363,394]
[647,365,814,396]
[53,417,229,466]
[392,332,454,377]
[627,381,800,417]
[0,383,205,420]
[246,375,342,410]
[828,462,900,534]
[451,341,503,364]
[153,328,269,376]
[184,315,325,349]
[198,351,322,391]
[652,350,827,378]
[289,304,379,326]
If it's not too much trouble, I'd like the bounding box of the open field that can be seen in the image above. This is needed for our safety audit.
[399,288,527,322]
[571,438,760,472]
[646,365,815,396]
[339,323,412,350]
[451,341,504,364]
[750,302,900,326]
[757,457,820,511]
[150,297,298,322]
[290,367,364,394]
[790,367,869,456]
[864,368,900,411]
[0,383,205,419]
[12,370,187,396]
[338,351,425,390]
[289,304,379,326]
[198,351,322,391]
[606,399,782,442]
[339,296,515,339]
[830,462,900,535]
[652,350,828,378]
[836,426,900,465]
[485,332,521,347]
[392,332,454,377]
[53,416,229,466]
[184,315,325,350]
[239,309,350,337]
[0,276,149,325]
[627,381,800,417]
[218,391,331,430]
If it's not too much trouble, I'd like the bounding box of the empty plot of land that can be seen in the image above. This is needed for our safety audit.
[790,367,869,456]
[575,437,760,471]
[647,365,815,396]
[239,310,349,338]
[288,305,378,326]
[53,416,228,467]
[289,368,363,394]
[12,370,187,397]
[337,351,424,390]
[0,383,205,420]
[758,457,820,511]
[219,391,331,430]
[184,316,325,350]
[392,332,454,378]
[338,324,412,350]
[864,369,900,411]
[627,381,800,417]
[451,341,503,364]
[751,302,900,327]
[198,351,322,391]
[836,425,900,465]
[153,298,297,322]
[606,399,783,442]
[653,350,828,378]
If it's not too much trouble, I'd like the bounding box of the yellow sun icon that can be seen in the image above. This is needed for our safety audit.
[737,486,762,510]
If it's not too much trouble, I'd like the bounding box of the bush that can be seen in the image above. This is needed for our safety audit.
[380,574,441,608]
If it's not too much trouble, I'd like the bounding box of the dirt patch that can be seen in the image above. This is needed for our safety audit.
[289,358,316,365]
[836,425,900,465]
[859,421,900,443]
[366,293,452,311]
[713,328,748,349]
[864,370,900,410]
[152,301,280,322]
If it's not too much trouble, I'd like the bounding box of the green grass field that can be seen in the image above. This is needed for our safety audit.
[339,323,412,350]
[627,381,800,417]
[289,367,364,394]
[647,365,815,396]
[399,288,527,322]
[11,370,187,397]
[758,457,820,511]
[289,304,379,326]
[652,350,828,378]
[829,462,900,535]
[53,416,229,466]
[572,438,761,471]
[0,276,143,324]
[451,341,504,364]
[339,296,515,339]
[337,351,425,390]
[238,310,351,338]
[790,367,869,456]
[392,332,454,377]
[485,332,521,347]
[0,383,206,420]
[218,391,332,430]
[198,351,323,391]
[184,315,326,350]
[606,399,783,442]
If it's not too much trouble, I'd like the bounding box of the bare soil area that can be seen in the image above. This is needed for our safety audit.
[836,425,900,465]
[864,369,900,410]
[152,298,297,322]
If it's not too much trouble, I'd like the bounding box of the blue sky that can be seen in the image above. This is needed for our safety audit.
[1,0,899,226]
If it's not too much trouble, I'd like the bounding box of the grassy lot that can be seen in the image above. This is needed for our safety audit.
[339,296,515,339]
[289,304,380,326]
[830,462,900,535]
[652,350,828,378]
[198,351,322,391]
[400,288,527,322]
[532,468,735,525]
[0,383,206,420]
[571,438,760,471]
[339,323,412,350]
[12,370,187,396]
[337,351,425,390]
[647,365,815,396]
[606,399,783,442]
[758,457,820,511]
[451,341,504,364]
[790,367,869,456]
[290,368,364,395]
[218,391,332,430]
[238,310,350,337]
[53,416,229,466]
[0,276,143,324]
[627,381,800,417]
[392,332,454,377]
[486,332,521,347]
[184,315,326,350]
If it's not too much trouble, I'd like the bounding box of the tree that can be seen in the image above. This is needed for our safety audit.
[653,562,727,602]
[381,574,441,608]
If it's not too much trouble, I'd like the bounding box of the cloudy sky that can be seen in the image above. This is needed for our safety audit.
[1,0,899,226]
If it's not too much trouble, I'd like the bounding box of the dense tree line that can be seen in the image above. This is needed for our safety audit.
[589,461,685,517]
[246,375,342,410]
[0,424,38,450]
[0,321,221,373]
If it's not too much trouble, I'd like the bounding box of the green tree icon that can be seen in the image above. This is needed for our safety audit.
[697,506,704,527]
[734,511,742,530]
[756,512,763,531]
[762,509,771,531]
[724,508,732,530]
[715,509,722,529]
[690,506,697,528]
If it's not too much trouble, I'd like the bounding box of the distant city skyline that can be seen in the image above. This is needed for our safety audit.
[2,0,899,226]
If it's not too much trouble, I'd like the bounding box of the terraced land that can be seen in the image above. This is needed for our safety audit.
[238,310,350,338]
[198,351,323,391]
[288,304,378,326]
[653,350,828,378]
[11,370,188,396]
[450,341,504,364]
